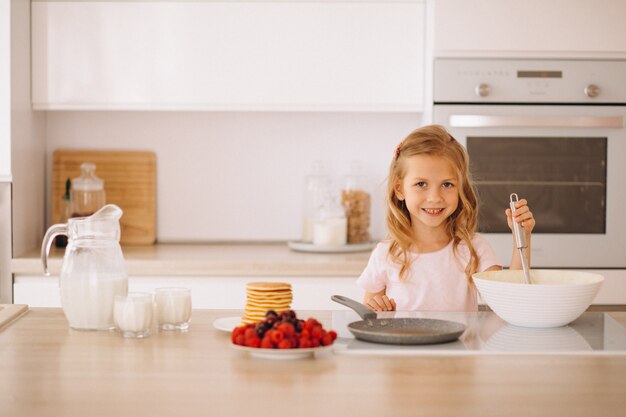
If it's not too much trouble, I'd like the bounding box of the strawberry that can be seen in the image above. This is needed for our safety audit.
[299,338,311,348]
[328,330,337,341]
[321,333,333,346]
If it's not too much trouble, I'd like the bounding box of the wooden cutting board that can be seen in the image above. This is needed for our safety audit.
[52,150,157,245]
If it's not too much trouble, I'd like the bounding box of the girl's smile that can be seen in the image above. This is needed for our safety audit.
[422,208,445,215]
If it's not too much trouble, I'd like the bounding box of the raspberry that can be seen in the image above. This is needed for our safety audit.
[260,337,273,349]
[246,337,261,348]
[278,339,291,349]
[269,329,284,345]
[234,334,245,346]
[306,318,320,328]
[276,322,295,338]
[311,327,322,340]
[244,328,257,341]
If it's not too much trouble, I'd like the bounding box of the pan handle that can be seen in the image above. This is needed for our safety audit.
[331,295,377,320]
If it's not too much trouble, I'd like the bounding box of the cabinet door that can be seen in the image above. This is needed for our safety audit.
[13,275,365,309]
[32,1,424,111]
[434,0,626,56]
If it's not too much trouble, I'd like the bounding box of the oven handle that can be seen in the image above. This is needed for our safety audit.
[449,115,624,128]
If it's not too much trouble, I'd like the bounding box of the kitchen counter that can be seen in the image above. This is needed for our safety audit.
[1,308,626,417]
[12,242,371,276]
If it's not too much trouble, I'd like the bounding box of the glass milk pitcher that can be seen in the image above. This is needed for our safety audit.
[41,204,128,330]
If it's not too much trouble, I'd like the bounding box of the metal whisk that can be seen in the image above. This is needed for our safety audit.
[510,193,532,284]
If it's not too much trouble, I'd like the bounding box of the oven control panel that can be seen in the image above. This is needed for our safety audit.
[434,59,626,104]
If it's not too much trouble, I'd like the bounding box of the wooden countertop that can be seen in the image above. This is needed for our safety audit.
[1,308,625,417]
[12,242,371,276]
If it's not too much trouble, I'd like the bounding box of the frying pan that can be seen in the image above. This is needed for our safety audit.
[331,295,466,345]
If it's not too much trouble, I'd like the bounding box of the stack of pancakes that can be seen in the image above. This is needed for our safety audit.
[242,282,293,325]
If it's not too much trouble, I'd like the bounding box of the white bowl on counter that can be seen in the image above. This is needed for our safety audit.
[472,269,604,328]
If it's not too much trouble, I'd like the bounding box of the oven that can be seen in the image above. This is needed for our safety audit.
[433,58,626,268]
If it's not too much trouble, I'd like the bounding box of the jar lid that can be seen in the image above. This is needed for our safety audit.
[72,162,104,191]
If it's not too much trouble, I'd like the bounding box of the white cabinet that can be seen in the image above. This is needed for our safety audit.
[32,0,425,111]
[13,275,364,310]
[434,0,626,57]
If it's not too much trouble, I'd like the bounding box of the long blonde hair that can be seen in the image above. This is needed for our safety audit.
[386,124,479,283]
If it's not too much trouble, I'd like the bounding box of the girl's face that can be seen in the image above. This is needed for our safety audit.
[395,155,459,233]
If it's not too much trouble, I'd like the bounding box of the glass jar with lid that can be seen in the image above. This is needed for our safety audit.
[313,191,347,247]
[341,161,372,243]
[302,161,331,242]
[71,162,106,217]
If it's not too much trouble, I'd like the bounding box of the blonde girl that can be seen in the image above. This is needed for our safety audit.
[357,125,535,312]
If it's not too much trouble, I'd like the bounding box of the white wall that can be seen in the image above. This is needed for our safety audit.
[45,111,424,242]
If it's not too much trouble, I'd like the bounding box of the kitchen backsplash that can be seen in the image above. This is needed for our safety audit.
[45,111,423,242]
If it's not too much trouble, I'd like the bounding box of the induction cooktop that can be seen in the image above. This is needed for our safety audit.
[331,311,626,356]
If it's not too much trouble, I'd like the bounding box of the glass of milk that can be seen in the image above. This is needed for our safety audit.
[114,293,153,338]
[155,287,192,331]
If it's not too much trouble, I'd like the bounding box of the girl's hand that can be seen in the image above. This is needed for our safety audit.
[505,198,535,237]
[365,294,397,312]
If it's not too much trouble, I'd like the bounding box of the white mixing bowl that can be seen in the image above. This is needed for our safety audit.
[472,269,604,328]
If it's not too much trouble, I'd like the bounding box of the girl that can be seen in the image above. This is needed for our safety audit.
[357,125,535,312]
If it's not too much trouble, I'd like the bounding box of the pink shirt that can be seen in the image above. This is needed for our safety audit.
[356,234,500,312]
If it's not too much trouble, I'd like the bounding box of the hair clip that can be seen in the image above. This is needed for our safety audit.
[394,140,404,159]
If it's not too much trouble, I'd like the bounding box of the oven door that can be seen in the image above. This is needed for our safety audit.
[434,104,626,268]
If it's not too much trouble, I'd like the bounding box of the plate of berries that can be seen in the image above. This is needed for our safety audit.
[230,310,337,360]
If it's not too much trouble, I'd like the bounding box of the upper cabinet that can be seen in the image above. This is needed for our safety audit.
[434,0,626,57]
[32,0,425,112]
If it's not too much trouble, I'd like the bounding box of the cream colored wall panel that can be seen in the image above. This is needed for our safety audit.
[32,1,425,111]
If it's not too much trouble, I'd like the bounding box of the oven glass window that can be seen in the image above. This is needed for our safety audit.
[467,137,607,234]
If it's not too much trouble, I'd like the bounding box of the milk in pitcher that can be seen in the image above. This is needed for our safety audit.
[61,276,128,330]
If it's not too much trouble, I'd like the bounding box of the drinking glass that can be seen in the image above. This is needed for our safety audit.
[155,287,192,331]
[114,292,153,338]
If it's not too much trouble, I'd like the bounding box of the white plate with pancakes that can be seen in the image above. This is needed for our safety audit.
[230,343,333,360]
[213,316,242,333]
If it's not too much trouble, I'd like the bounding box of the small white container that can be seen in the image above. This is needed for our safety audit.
[313,193,347,246]
[313,217,347,246]
[155,287,192,331]
[113,292,153,338]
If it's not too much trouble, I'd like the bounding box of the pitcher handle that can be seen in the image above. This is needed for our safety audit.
[41,224,68,276]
